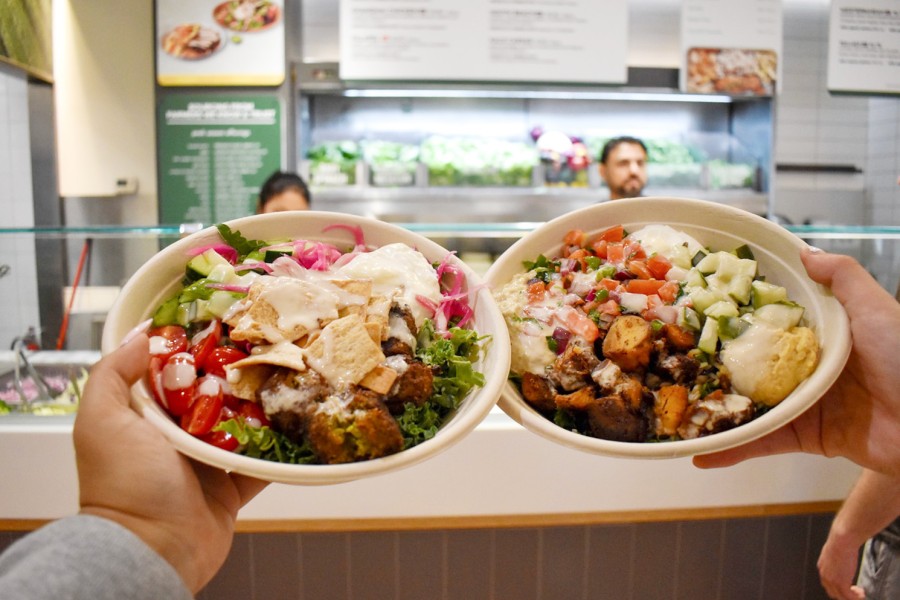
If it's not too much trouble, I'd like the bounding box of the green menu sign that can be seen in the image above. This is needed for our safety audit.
[158,94,282,224]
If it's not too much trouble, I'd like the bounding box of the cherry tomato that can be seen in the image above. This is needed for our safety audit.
[200,430,239,452]
[190,320,222,368]
[181,375,224,436]
[147,325,188,361]
[161,352,197,416]
[146,356,168,410]
[238,400,270,427]
[203,346,249,378]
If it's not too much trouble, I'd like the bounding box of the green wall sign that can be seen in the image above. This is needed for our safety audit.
[158,94,281,225]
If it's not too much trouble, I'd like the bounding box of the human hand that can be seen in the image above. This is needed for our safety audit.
[694,248,900,476]
[73,334,268,593]
[818,529,866,600]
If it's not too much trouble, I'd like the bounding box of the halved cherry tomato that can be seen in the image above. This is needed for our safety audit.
[625,279,665,295]
[203,346,249,378]
[190,320,222,367]
[147,325,188,361]
[147,356,168,410]
[161,352,197,416]
[181,375,224,436]
[238,400,270,427]
[647,254,672,279]
[200,430,239,452]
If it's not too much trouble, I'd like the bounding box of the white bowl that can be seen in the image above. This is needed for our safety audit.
[102,211,510,484]
[484,197,851,459]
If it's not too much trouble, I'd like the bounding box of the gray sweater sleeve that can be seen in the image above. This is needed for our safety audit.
[0,514,193,600]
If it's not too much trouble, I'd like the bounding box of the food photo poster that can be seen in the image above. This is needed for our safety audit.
[156,0,285,86]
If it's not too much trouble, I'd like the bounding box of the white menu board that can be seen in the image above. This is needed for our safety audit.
[339,0,626,84]
[680,0,783,96]
[828,0,900,95]
[156,0,285,86]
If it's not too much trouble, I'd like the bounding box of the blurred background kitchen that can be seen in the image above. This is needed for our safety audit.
[1,1,898,598]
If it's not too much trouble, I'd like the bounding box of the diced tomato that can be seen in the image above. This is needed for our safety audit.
[624,241,646,261]
[161,352,197,417]
[627,260,653,279]
[596,278,619,293]
[589,239,608,258]
[657,281,680,304]
[625,279,665,295]
[596,224,624,243]
[647,254,672,279]
[147,325,188,361]
[567,248,589,269]
[203,346,249,378]
[526,280,546,303]
[563,229,586,247]
[597,299,621,316]
[190,320,222,367]
[200,430,239,452]
[555,305,599,343]
[238,400,270,428]
[181,376,224,436]
[606,242,625,264]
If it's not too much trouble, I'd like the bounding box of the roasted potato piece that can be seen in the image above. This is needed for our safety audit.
[554,386,596,412]
[602,315,653,371]
[591,360,644,410]
[665,324,696,351]
[653,384,689,437]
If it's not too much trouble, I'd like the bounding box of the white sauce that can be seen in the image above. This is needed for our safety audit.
[162,352,196,390]
[720,321,782,397]
[338,243,442,328]
[197,376,221,397]
[627,225,704,268]
[148,335,172,356]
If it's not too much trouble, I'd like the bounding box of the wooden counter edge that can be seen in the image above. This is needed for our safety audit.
[0,501,842,533]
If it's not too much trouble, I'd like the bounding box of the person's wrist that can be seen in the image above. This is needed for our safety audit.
[79,506,202,592]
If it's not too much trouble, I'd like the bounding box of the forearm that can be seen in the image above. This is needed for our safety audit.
[829,469,900,547]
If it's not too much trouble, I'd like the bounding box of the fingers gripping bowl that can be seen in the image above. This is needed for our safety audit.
[484,197,851,459]
[102,212,510,484]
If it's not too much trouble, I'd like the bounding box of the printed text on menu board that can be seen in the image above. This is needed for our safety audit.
[339,0,627,84]
[158,96,282,225]
[828,0,900,94]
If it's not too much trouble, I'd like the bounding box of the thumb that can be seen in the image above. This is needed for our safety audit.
[80,334,150,413]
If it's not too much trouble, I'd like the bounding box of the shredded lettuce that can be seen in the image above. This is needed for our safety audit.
[216,418,316,464]
[395,321,487,446]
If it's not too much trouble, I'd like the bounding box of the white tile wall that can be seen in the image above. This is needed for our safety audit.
[772,1,871,226]
[0,64,41,349]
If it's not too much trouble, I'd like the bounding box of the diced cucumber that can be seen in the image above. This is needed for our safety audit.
[152,296,180,326]
[264,244,294,263]
[691,250,708,268]
[704,300,739,319]
[717,316,750,340]
[175,301,195,327]
[683,268,707,289]
[186,249,230,282]
[208,290,242,318]
[678,306,702,331]
[207,263,237,284]
[698,316,719,353]
[702,252,757,305]
[695,252,719,274]
[754,303,805,329]
[689,287,727,314]
[734,244,755,260]
[751,280,789,308]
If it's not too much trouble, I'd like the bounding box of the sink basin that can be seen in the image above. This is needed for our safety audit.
[0,363,91,416]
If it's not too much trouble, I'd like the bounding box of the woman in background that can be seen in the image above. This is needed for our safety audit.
[256,171,311,213]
